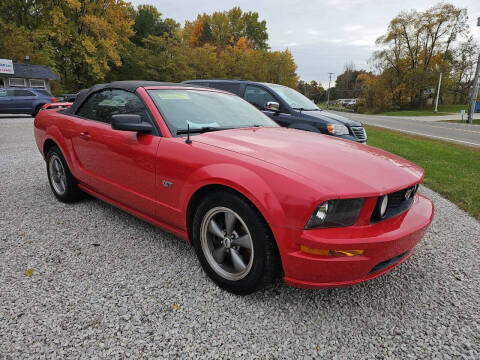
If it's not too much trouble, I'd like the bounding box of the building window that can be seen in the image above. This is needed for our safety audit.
[0,78,5,88]
[9,78,26,87]
[30,79,46,88]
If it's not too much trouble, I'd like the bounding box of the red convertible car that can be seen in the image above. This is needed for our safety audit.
[34,81,433,294]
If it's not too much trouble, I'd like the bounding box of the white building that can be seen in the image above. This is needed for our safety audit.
[0,59,59,93]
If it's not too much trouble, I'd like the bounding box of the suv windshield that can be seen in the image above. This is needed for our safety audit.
[148,89,278,135]
[264,84,319,111]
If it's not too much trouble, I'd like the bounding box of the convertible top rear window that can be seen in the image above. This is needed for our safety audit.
[148,89,278,135]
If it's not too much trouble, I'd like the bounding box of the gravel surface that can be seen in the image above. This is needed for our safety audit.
[1,116,479,359]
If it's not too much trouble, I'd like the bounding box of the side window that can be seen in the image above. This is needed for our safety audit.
[76,89,151,125]
[244,85,276,110]
[210,83,242,96]
[14,90,36,97]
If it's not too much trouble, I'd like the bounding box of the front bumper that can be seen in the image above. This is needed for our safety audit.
[274,193,433,289]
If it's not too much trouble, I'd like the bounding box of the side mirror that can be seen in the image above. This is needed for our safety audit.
[266,101,280,112]
[111,114,153,133]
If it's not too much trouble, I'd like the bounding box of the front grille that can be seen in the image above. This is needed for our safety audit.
[371,185,418,223]
[351,126,367,141]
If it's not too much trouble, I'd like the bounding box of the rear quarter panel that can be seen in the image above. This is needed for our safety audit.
[34,110,76,172]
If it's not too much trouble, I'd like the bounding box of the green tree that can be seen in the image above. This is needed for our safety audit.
[335,63,369,99]
[131,5,179,46]
[297,80,325,103]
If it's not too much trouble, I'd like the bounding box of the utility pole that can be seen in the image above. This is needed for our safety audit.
[467,17,480,124]
[326,72,334,108]
[434,72,442,113]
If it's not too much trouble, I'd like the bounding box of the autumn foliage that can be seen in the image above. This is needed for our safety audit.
[358,2,479,112]
[0,3,298,92]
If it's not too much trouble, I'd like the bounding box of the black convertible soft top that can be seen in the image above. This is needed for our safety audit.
[64,81,197,115]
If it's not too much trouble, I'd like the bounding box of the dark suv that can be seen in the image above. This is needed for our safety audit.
[0,88,55,116]
[183,80,366,143]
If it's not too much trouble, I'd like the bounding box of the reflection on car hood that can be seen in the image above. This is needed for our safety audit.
[300,110,362,127]
[196,127,423,196]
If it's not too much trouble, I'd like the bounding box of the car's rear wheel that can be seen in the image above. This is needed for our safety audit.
[192,191,281,294]
[46,146,84,203]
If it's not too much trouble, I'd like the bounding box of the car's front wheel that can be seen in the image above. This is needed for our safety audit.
[192,191,281,294]
[32,104,43,117]
[46,146,84,203]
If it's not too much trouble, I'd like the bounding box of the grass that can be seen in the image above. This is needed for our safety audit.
[442,119,480,125]
[374,104,468,117]
[365,125,480,221]
[374,110,451,116]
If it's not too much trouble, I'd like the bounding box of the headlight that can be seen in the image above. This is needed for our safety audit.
[327,124,349,136]
[305,198,365,229]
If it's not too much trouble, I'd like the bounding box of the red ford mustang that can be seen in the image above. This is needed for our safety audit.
[34,81,433,294]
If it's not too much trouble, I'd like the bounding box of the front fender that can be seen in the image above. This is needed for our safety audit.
[180,163,287,230]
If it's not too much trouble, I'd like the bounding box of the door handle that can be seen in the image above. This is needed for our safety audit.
[79,131,91,140]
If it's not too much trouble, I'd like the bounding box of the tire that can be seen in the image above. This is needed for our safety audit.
[32,104,43,117]
[192,191,282,295]
[46,146,84,203]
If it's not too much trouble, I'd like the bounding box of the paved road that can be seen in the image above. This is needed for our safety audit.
[1,117,479,358]
[331,111,480,147]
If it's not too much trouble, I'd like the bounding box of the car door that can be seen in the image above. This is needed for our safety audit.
[12,89,36,113]
[243,85,293,127]
[71,89,160,217]
[0,89,13,112]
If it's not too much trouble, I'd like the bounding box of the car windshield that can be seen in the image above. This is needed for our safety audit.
[148,89,278,135]
[265,84,320,111]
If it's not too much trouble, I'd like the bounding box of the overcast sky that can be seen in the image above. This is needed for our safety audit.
[132,0,480,87]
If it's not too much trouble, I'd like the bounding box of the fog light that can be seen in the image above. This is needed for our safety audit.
[300,245,364,257]
[379,195,388,217]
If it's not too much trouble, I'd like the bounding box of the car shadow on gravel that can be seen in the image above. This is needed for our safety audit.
[79,193,430,305]
[0,114,33,119]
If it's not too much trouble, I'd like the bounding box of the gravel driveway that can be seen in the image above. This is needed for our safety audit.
[1,116,479,359]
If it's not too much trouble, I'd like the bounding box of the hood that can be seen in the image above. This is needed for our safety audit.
[195,127,423,197]
[299,110,362,127]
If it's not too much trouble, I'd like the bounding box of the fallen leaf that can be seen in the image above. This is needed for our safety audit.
[25,268,34,277]
[172,304,178,310]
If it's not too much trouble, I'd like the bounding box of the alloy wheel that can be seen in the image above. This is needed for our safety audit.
[48,154,67,195]
[200,207,254,281]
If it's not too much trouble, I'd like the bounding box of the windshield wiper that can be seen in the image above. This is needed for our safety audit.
[176,126,234,135]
